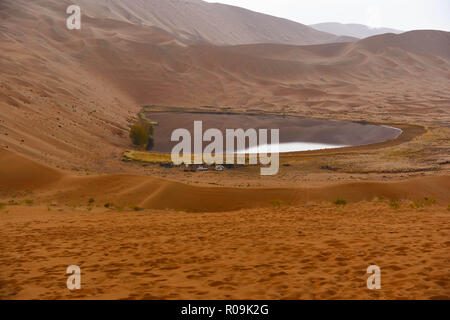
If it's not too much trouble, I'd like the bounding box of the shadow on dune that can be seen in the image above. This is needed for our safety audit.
[1,149,449,212]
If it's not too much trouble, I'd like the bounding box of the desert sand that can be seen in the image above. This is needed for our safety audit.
[0,0,449,300]
[1,0,449,173]
[1,203,449,300]
[310,22,402,39]
[0,149,449,300]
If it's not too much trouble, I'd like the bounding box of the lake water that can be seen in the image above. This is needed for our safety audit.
[237,142,349,154]
[145,111,402,154]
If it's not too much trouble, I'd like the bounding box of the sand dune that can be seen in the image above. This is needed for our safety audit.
[2,0,344,46]
[0,0,449,301]
[357,30,450,59]
[1,150,449,300]
[0,150,63,191]
[310,22,403,39]
[1,202,449,300]
[1,0,449,170]
[2,150,449,212]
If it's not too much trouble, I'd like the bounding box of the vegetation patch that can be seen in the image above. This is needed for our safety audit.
[123,150,172,164]
[388,147,425,158]
[410,197,436,210]
[129,109,157,151]
[389,200,401,210]
[271,200,286,207]
[130,120,154,150]
[334,198,347,206]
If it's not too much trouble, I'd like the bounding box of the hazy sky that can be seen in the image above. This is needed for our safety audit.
[204,0,450,31]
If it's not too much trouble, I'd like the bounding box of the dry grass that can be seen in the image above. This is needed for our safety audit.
[122,150,172,164]
[123,150,256,166]
[317,126,450,174]
[334,198,347,206]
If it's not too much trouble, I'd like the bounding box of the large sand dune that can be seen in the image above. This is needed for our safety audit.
[0,0,449,300]
[310,22,403,39]
[1,0,449,170]
[1,150,449,300]
[1,0,346,46]
[1,147,449,300]
[2,150,449,212]
[1,202,448,300]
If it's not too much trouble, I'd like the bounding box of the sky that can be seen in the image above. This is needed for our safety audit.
[204,0,450,32]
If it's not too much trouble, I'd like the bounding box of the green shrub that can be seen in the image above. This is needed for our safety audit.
[334,198,347,206]
[104,203,112,208]
[0,202,6,210]
[24,199,34,206]
[146,137,154,151]
[129,121,154,150]
[88,198,95,205]
[129,122,149,147]
[410,197,436,210]
[271,200,285,207]
[389,200,401,210]
[410,201,424,210]
[423,197,436,206]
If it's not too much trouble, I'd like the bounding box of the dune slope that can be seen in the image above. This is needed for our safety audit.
[1,150,449,212]
[2,0,343,46]
[1,0,449,171]
[310,22,403,39]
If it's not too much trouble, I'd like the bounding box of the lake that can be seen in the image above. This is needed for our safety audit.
[145,111,402,154]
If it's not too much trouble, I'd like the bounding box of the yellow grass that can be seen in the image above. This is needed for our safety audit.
[123,150,258,166]
[123,150,172,164]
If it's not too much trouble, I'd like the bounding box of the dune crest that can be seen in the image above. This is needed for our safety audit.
[1,150,449,212]
[1,0,449,170]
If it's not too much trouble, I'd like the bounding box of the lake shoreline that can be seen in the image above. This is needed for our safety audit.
[144,111,403,153]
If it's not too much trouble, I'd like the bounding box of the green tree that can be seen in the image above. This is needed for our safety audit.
[130,122,149,148]
[129,121,154,150]
[146,136,154,151]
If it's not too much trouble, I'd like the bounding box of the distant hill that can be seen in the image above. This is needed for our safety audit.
[57,0,348,46]
[310,22,403,39]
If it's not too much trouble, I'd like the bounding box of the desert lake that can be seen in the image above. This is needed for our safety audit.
[145,111,403,154]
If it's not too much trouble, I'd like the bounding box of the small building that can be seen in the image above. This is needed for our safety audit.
[160,162,173,168]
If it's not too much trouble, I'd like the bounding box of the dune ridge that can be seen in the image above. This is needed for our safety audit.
[0,1,449,301]
[1,150,449,212]
[1,0,449,171]
[310,22,403,39]
[1,0,343,46]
